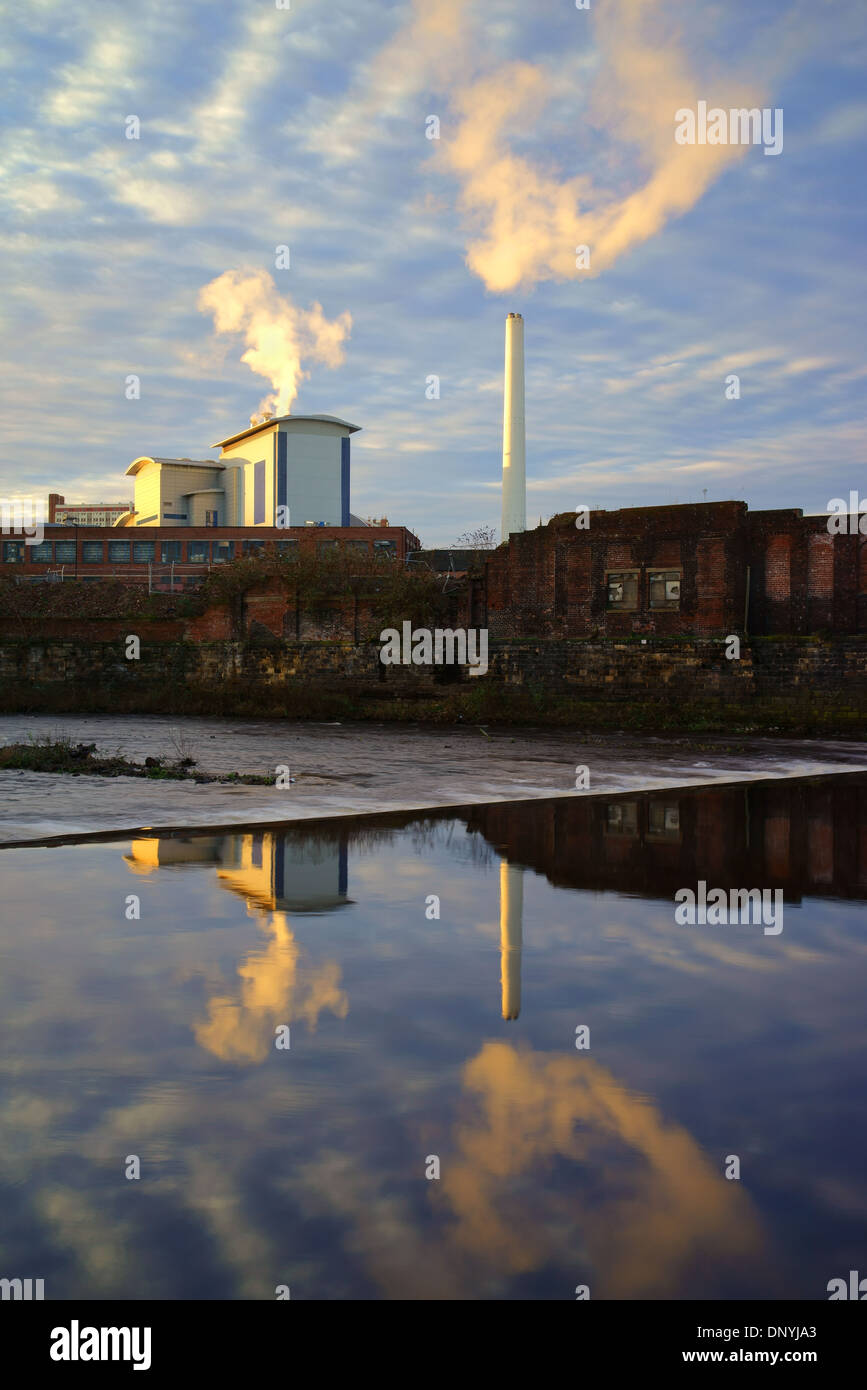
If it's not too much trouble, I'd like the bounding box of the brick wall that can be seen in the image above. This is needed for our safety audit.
[485,502,749,638]
[484,503,863,639]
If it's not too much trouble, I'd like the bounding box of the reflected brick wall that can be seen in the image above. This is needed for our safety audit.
[466,778,867,903]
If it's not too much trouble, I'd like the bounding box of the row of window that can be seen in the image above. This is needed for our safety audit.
[606,568,682,610]
[606,801,681,840]
[2,537,398,565]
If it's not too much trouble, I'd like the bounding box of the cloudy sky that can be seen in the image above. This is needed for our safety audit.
[0,0,864,546]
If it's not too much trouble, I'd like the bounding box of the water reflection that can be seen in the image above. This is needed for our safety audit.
[0,775,865,1299]
[126,832,350,1063]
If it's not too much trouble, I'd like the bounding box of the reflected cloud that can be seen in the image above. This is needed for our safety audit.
[440,1041,766,1297]
[195,909,348,1064]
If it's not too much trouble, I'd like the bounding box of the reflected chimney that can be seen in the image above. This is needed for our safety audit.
[499,860,524,1020]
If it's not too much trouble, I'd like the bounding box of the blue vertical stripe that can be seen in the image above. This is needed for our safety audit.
[254,459,265,524]
[276,432,287,518]
[341,436,350,526]
[274,838,285,901]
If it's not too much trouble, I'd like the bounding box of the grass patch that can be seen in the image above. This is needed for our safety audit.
[0,736,278,783]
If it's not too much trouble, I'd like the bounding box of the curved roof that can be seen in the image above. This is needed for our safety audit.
[125,456,224,478]
[212,413,361,449]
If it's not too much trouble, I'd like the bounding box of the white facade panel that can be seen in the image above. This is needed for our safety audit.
[286,433,342,526]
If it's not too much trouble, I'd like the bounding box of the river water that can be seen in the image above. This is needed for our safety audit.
[1,773,865,1299]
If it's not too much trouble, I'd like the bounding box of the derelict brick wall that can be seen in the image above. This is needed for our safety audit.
[746,512,862,635]
[486,502,748,638]
[466,780,867,902]
[486,505,862,639]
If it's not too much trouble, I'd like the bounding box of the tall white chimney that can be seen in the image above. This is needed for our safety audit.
[501,312,526,542]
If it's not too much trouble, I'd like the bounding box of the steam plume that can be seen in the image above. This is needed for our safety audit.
[198,268,352,415]
[339,0,770,291]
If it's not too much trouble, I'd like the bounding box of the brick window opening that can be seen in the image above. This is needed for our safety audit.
[212,540,234,563]
[243,539,266,557]
[161,541,182,562]
[188,540,209,562]
[648,569,681,609]
[606,569,639,609]
[81,542,104,563]
[647,803,681,840]
[605,802,639,837]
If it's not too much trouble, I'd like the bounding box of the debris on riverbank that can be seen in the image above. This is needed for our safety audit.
[0,737,279,784]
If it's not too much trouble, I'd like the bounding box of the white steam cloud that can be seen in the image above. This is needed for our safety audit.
[198,268,352,416]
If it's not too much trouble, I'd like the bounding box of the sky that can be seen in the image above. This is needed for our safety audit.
[0,0,865,547]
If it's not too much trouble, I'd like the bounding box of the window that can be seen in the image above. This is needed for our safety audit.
[275,538,298,554]
[212,540,234,563]
[54,541,76,563]
[253,460,265,524]
[3,541,25,562]
[161,541,182,562]
[107,541,130,563]
[647,803,681,840]
[205,509,219,527]
[374,539,396,555]
[648,569,681,609]
[188,540,209,562]
[605,802,639,837]
[82,542,103,562]
[133,540,156,563]
[606,569,639,609]
[29,541,53,562]
[317,538,339,553]
[347,539,370,552]
[243,539,265,557]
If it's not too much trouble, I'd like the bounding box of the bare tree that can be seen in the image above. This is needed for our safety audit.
[453,526,498,549]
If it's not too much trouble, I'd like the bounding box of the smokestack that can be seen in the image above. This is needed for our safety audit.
[501,312,526,542]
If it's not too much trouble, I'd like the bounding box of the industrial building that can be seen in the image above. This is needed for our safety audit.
[2,522,419,589]
[118,414,361,530]
[47,494,131,526]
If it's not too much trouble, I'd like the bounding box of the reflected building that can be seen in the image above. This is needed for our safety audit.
[125,829,350,913]
[467,779,867,906]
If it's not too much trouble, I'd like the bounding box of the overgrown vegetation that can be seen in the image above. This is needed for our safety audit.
[0,575,198,627]
[0,549,455,635]
[197,548,453,635]
[0,735,277,782]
